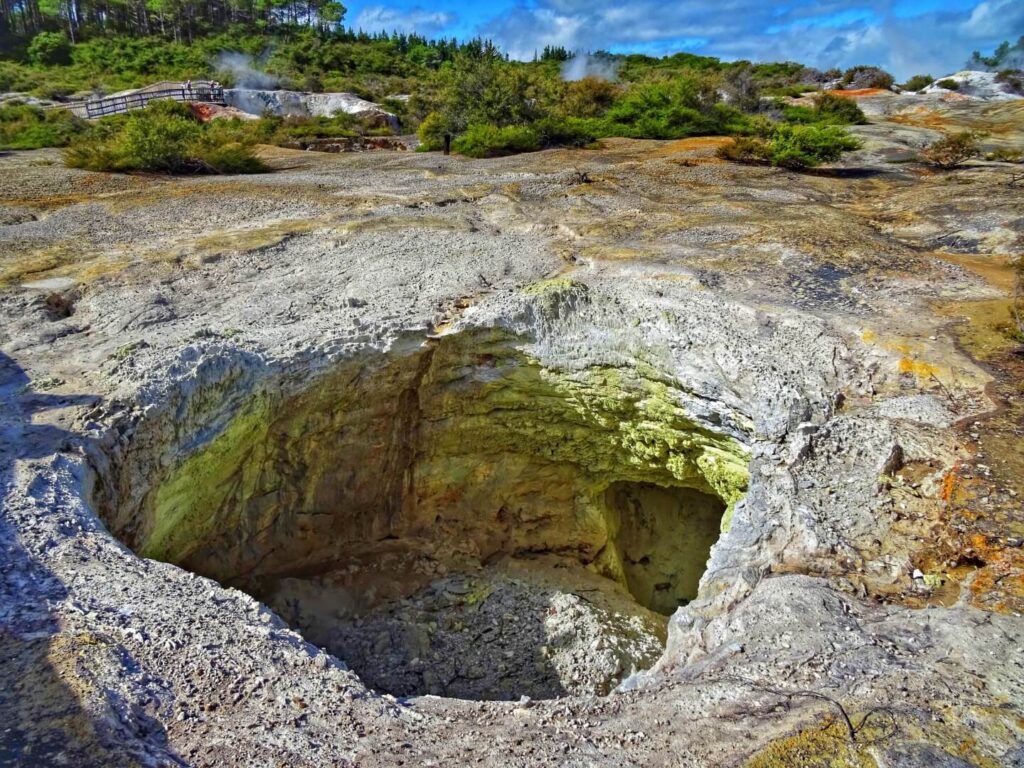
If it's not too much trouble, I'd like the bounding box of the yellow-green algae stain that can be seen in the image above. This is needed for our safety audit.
[135,328,750,597]
[143,391,277,562]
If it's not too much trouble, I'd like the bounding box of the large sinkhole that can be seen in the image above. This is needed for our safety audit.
[103,329,749,701]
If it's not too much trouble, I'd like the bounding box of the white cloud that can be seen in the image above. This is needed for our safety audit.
[963,0,1024,37]
[479,0,1024,79]
[354,5,456,35]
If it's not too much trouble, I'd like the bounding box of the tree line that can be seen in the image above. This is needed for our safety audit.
[1,0,350,45]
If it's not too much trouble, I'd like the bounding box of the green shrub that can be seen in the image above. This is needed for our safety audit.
[936,79,960,91]
[0,61,47,93]
[782,93,867,126]
[451,123,540,158]
[599,78,731,139]
[919,131,982,169]
[810,93,867,124]
[717,123,861,170]
[779,104,817,124]
[840,65,894,90]
[433,52,540,135]
[111,101,201,170]
[559,77,618,118]
[0,103,87,149]
[769,124,861,168]
[901,74,933,92]
[65,100,268,173]
[716,135,772,164]
[27,32,72,66]
[416,111,448,150]
[533,116,599,148]
[192,139,269,173]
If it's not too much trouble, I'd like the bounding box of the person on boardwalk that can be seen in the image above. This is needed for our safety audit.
[184,79,193,100]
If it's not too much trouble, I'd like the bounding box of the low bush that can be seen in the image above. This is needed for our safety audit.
[596,79,749,140]
[769,124,861,168]
[936,79,960,91]
[64,100,268,173]
[717,123,861,170]
[416,111,448,150]
[995,69,1024,95]
[27,32,72,66]
[0,61,46,93]
[533,116,600,148]
[841,65,894,90]
[450,123,540,158]
[901,74,933,92]
[986,147,1024,163]
[764,84,818,98]
[0,102,87,149]
[782,92,867,126]
[270,114,357,141]
[716,135,772,164]
[559,77,619,118]
[813,93,867,124]
[919,131,982,169]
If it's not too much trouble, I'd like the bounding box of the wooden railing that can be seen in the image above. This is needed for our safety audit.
[61,81,225,119]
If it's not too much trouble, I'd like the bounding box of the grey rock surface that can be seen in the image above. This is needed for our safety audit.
[1,106,1022,766]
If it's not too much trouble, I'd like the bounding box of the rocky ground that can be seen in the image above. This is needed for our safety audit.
[1,91,1023,767]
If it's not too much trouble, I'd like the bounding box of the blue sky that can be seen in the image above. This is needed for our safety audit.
[345,0,1024,79]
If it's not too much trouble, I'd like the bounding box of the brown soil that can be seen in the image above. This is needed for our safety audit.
[825,88,890,97]
[918,255,1024,614]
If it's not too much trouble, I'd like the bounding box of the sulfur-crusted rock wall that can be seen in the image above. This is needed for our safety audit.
[106,325,748,616]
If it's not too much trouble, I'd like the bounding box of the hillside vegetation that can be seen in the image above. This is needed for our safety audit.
[0,4,895,167]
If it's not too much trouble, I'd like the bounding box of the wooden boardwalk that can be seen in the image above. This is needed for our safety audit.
[63,81,225,119]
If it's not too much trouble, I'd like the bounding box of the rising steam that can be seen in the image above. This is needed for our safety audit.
[561,52,620,82]
[213,52,279,89]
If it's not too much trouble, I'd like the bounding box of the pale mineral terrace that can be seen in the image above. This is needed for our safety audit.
[1,93,1023,767]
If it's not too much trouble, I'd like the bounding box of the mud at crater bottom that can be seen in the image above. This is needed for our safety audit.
[267,556,669,700]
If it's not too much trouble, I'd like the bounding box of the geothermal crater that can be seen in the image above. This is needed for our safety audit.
[3,105,1023,766]
[101,328,748,700]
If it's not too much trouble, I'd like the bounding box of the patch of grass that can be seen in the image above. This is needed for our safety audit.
[810,93,868,124]
[744,717,875,768]
[716,135,774,164]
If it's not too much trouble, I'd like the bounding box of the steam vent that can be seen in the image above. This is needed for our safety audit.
[2,89,1024,765]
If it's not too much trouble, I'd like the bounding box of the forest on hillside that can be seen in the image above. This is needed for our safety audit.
[1,0,1018,171]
